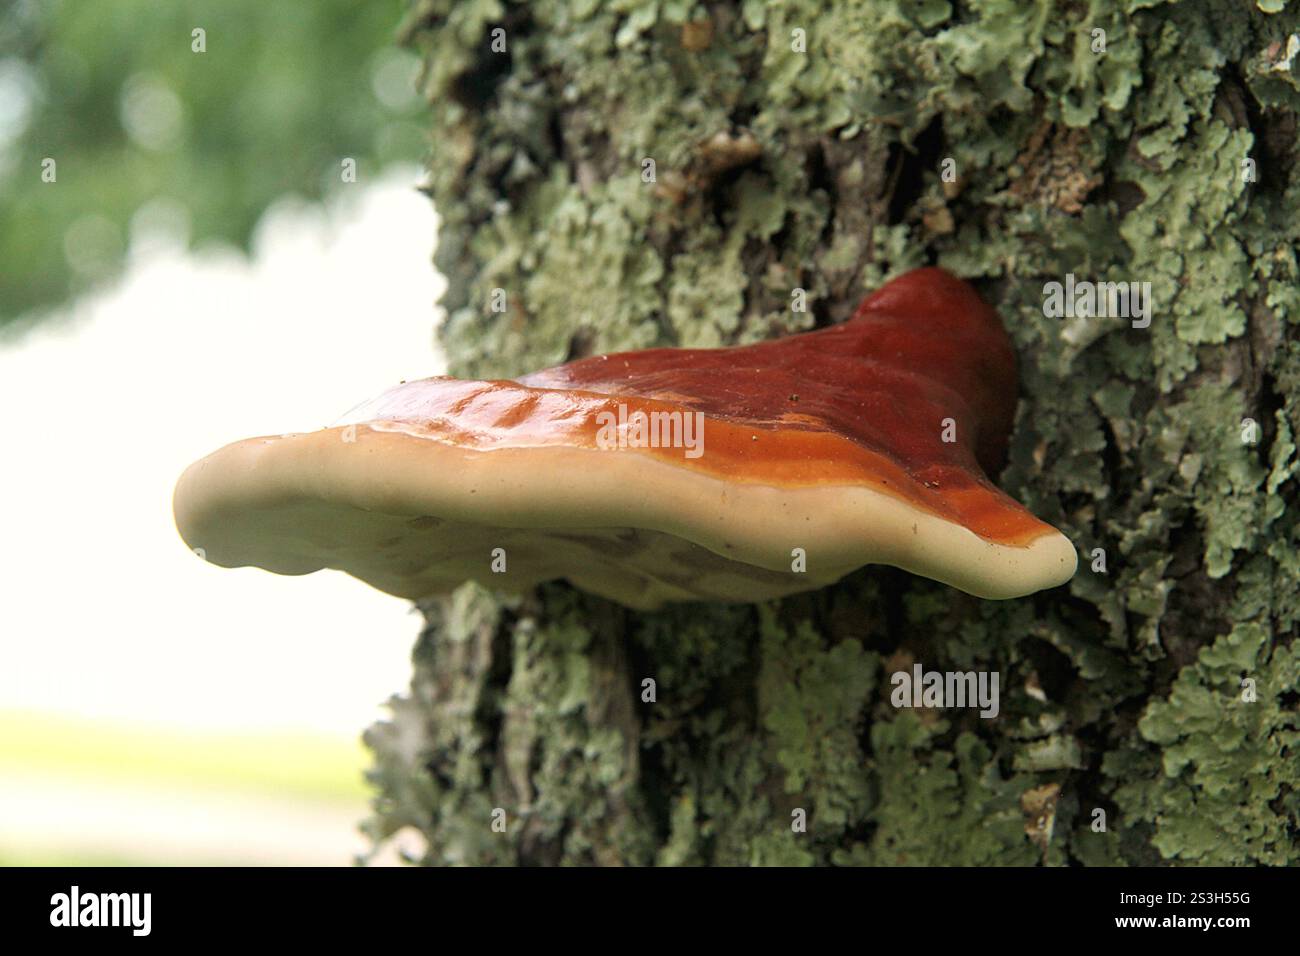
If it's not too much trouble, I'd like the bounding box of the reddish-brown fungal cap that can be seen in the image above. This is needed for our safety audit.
[174,267,1076,608]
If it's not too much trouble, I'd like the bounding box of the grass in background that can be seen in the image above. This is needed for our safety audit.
[0,710,375,866]
[0,710,368,804]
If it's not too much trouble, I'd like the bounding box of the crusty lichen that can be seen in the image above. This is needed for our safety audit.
[365,0,1300,865]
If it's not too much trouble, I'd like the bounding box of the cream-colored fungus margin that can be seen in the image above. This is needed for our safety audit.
[174,423,1078,610]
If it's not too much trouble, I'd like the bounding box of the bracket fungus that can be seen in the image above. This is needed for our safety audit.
[174,267,1076,609]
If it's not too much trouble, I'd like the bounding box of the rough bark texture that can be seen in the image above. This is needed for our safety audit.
[362,0,1300,865]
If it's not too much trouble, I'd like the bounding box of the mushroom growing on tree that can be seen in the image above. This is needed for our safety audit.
[174,267,1076,609]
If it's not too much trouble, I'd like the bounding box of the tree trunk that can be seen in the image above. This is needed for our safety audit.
[362,0,1300,865]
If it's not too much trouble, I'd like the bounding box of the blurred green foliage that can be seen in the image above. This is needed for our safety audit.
[0,0,426,330]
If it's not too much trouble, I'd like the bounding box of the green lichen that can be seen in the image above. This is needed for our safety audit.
[840,721,1040,866]
[366,0,1300,866]
[1108,623,1300,864]
[757,609,876,834]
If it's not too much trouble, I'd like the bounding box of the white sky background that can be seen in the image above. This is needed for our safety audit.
[0,168,444,736]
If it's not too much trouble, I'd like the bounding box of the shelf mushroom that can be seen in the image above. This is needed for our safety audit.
[173,267,1077,609]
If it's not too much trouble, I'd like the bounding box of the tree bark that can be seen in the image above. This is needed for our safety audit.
[363,0,1300,865]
